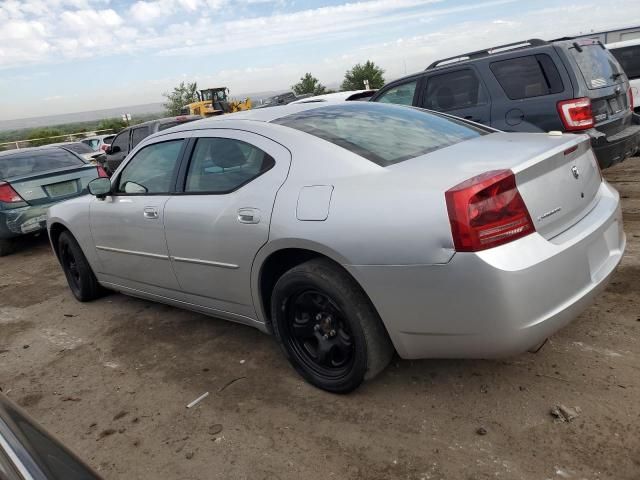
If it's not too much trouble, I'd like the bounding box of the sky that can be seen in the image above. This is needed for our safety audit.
[1,0,639,121]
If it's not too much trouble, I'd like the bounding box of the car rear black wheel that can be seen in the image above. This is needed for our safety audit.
[0,239,14,257]
[271,258,394,393]
[58,231,103,302]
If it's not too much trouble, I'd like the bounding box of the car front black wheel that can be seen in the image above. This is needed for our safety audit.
[58,231,103,302]
[0,238,14,257]
[271,258,394,393]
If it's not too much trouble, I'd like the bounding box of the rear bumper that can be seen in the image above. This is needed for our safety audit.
[347,181,625,359]
[590,119,640,168]
[1,204,56,240]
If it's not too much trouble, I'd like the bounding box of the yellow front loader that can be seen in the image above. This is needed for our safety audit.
[180,87,251,117]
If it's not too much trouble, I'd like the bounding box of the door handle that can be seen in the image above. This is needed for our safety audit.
[143,207,159,219]
[237,208,261,224]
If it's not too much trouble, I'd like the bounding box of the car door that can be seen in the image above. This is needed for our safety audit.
[90,136,187,291]
[163,131,291,318]
[418,68,491,124]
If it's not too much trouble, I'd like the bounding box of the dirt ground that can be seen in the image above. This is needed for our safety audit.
[1,159,639,480]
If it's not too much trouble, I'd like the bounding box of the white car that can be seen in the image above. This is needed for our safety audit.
[290,90,377,104]
[81,134,116,152]
[607,39,640,111]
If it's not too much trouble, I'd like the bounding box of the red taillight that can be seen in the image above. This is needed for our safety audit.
[445,170,535,252]
[557,97,594,131]
[96,166,109,178]
[629,87,634,112]
[0,182,24,203]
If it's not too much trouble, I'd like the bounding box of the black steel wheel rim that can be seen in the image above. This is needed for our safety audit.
[61,244,81,290]
[284,289,355,379]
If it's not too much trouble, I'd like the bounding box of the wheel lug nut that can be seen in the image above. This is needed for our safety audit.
[314,324,320,331]
[329,329,336,337]
[315,314,322,321]
[323,334,329,340]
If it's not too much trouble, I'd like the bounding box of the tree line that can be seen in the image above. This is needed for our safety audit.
[163,60,386,115]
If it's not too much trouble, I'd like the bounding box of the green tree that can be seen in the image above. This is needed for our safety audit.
[163,81,199,116]
[341,60,385,90]
[292,73,326,96]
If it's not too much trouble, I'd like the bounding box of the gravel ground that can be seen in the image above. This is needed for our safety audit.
[0,159,639,480]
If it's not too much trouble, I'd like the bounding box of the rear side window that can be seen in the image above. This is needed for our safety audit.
[185,138,275,193]
[609,45,640,79]
[131,126,150,148]
[0,149,83,179]
[490,54,564,99]
[423,69,488,111]
[569,44,623,89]
[272,103,488,167]
[375,80,417,105]
[82,139,100,150]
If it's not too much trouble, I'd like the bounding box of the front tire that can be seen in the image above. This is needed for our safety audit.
[58,231,103,302]
[271,258,394,393]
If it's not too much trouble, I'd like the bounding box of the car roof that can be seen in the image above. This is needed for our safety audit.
[164,102,338,132]
[0,145,66,158]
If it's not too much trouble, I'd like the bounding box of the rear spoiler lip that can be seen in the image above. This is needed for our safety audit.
[2,164,97,184]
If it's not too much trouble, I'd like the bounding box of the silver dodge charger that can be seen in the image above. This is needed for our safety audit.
[47,102,625,393]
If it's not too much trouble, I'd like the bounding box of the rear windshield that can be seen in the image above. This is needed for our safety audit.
[0,148,84,179]
[272,103,488,166]
[62,143,93,154]
[569,44,623,89]
[609,45,640,80]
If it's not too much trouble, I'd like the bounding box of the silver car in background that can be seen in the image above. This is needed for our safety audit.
[47,102,625,393]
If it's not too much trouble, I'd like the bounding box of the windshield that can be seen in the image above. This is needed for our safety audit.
[272,103,488,167]
[63,143,94,154]
[0,148,84,179]
[569,44,624,89]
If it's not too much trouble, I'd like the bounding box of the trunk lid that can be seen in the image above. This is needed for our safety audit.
[512,136,601,239]
[390,131,602,241]
[5,164,98,206]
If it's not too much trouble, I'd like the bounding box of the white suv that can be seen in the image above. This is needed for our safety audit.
[607,38,640,111]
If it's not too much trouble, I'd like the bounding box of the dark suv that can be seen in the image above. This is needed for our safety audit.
[371,38,640,168]
[103,115,200,174]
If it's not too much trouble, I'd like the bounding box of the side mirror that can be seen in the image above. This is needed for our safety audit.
[110,145,121,154]
[88,177,112,199]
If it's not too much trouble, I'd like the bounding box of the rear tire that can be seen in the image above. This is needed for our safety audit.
[58,231,103,302]
[0,239,15,257]
[271,258,394,393]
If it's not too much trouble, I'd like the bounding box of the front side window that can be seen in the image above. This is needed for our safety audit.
[185,138,275,193]
[273,103,488,167]
[610,45,640,79]
[423,69,488,111]
[131,126,150,148]
[490,54,564,99]
[375,80,418,105]
[110,131,129,153]
[116,140,183,194]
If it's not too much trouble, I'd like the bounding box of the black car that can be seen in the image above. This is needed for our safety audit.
[103,115,201,174]
[0,393,99,479]
[371,38,640,168]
